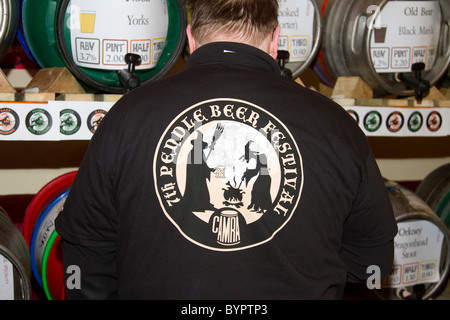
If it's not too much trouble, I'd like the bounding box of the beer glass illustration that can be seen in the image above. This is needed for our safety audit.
[373,25,387,44]
[80,11,96,33]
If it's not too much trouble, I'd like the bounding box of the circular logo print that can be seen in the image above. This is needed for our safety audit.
[60,109,81,135]
[407,111,423,132]
[154,99,304,251]
[347,110,359,124]
[426,111,442,132]
[87,109,107,133]
[0,108,20,135]
[386,111,404,133]
[364,111,382,132]
[26,108,52,135]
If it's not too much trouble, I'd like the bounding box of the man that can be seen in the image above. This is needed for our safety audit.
[55,0,397,299]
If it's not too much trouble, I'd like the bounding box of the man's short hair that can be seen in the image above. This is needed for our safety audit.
[187,0,279,46]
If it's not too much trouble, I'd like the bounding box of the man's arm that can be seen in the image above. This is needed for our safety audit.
[61,239,118,299]
[55,108,120,299]
[342,240,394,283]
[342,150,398,283]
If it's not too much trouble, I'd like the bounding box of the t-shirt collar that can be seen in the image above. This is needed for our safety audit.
[186,41,281,75]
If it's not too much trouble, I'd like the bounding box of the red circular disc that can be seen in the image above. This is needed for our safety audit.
[23,171,77,246]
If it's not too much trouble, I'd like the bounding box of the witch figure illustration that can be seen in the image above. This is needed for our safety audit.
[181,130,216,212]
[238,141,272,214]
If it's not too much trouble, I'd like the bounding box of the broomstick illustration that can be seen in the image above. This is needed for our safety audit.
[206,123,224,160]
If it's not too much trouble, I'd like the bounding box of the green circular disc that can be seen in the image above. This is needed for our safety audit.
[22,0,65,68]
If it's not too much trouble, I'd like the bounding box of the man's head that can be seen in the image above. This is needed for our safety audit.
[186,0,280,59]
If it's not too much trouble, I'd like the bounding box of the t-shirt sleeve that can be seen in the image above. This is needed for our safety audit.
[341,150,398,281]
[344,150,398,246]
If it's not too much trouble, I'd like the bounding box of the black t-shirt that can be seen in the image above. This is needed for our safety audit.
[55,42,398,299]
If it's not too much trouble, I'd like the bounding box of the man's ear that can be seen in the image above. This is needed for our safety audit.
[269,25,281,59]
[186,24,198,53]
